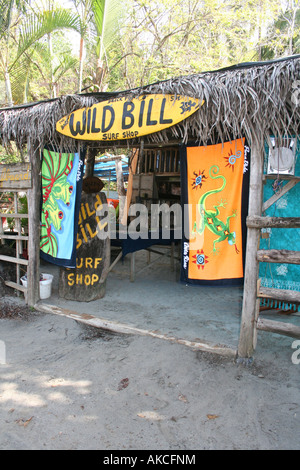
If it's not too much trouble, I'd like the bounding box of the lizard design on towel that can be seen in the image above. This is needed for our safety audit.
[192,165,239,254]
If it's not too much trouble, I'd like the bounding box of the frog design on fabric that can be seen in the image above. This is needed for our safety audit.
[40,150,74,257]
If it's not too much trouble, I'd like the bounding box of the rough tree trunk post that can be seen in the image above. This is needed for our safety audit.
[238,135,264,359]
[85,147,97,178]
[27,138,41,307]
[59,192,110,301]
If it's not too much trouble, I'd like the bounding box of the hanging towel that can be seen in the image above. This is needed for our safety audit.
[40,147,84,267]
[180,139,250,285]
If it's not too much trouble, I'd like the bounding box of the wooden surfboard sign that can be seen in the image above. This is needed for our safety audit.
[56,94,203,142]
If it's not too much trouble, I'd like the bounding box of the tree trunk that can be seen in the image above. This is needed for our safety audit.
[5,68,13,107]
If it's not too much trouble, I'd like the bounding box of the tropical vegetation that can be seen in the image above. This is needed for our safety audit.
[0,0,299,109]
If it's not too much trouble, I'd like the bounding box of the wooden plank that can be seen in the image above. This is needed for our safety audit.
[262,179,299,212]
[0,235,29,241]
[263,174,300,181]
[130,252,135,282]
[95,155,123,163]
[0,163,31,190]
[144,150,148,173]
[257,318,300,339]
[4,280,27,293]
[34,303,237,358]
[0,213,28,218]
[122,148,139,225]
[257,249,300,265]
[174,149,178,172]
[0,254,28,265]
[247,216,300,229]
[107,250,123,273]
[258,286,300,303]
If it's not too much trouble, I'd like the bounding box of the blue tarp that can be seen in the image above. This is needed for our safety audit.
[92,158,129,181]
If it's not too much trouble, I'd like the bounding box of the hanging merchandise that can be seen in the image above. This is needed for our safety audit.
[180,139,250,286]
[40,147,85,267]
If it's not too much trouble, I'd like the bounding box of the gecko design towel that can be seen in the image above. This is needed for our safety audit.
[40,147,84,267]
[180,139,249,285]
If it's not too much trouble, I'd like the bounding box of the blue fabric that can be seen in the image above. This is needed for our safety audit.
[111,228,181,258]
[259,138,300,310]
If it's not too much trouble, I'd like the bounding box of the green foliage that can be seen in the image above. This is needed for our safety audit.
[1,0,299,104]
[0,143,23,164]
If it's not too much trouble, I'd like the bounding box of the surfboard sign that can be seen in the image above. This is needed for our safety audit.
[56,94,203,141]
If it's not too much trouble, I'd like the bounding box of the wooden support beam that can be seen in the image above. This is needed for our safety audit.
[262,178,299,212]
[0,254,28,265]
[0,234,29,241]
[85,146,97,177]
[5,280,26,293]
[0,213,28,218]
[121,148,139,226]
[247,216,300,229]
[130,252,135,282]
[26,139,41,307]
[257,249,300,265]
[257,318,300,339]
[238,137,264,359]
[258,286,300,303]
[107,250,122,273]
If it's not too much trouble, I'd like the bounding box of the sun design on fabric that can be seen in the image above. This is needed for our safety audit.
[192,249,209,270]
[224,149,242,171]
[191,170,207,190]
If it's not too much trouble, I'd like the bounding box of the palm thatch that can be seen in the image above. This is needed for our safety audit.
[0,55,299,154]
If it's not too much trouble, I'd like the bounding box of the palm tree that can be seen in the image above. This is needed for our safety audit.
[0,0,28,106]
[71,0,124,93]
[0,2,82,105]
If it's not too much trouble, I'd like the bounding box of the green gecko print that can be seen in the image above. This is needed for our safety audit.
[192,165,239,255]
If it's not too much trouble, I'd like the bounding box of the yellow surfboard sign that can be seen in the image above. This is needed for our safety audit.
[56,94,202,141]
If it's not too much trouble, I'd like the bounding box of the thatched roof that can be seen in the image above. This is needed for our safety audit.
[0,55,299,153]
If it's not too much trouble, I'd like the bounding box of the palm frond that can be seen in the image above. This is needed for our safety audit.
[11,8,81,70]
[0,56,299,154]
[91,0,124,59]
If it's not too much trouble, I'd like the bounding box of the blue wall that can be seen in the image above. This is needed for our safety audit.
[259,138,300,310]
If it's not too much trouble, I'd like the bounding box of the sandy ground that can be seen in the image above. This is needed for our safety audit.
[0,250,299,450]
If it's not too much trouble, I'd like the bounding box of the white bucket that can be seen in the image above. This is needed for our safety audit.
[21,273,53,300]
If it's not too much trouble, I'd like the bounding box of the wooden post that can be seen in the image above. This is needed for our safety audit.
[115,159,126,198]
[238,136,264,359]
[121,148,139,226]
[85,147,97,177]
[130,252,135,282]
[27,139,41,306]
